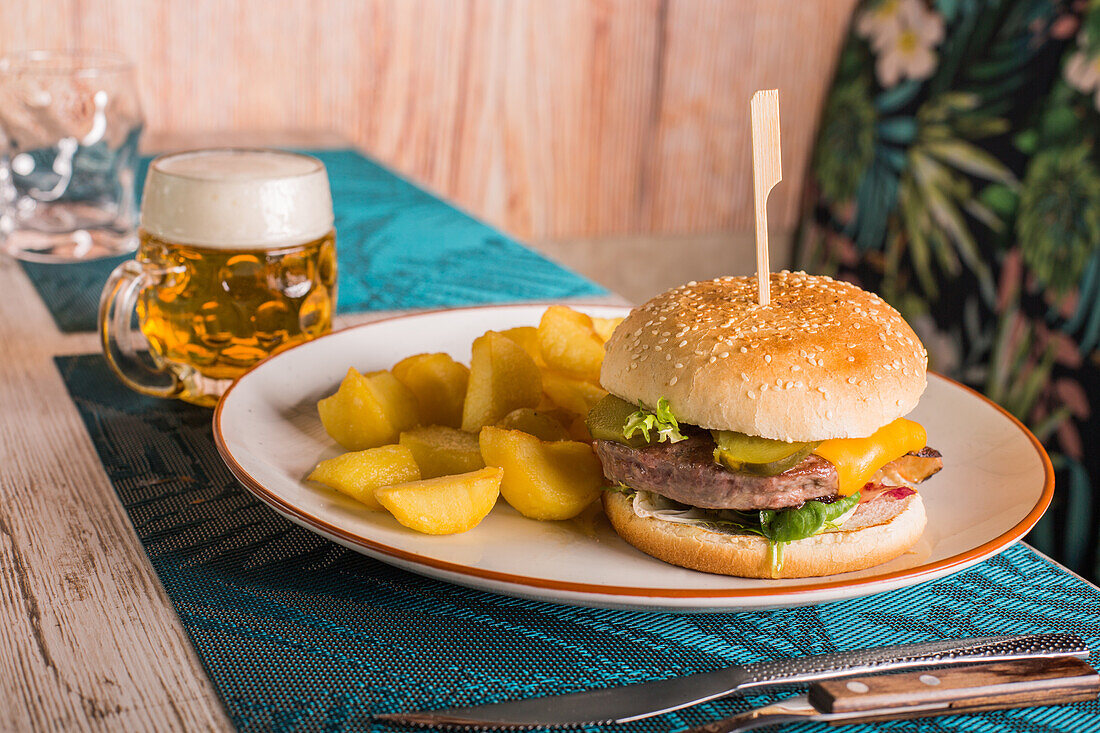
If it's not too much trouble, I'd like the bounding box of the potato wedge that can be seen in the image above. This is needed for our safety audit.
[376,467,502,535]
[479,426,603,520]
[460,331,543,431]
[537,305,605,381]
[307,444,421,510]
[318,368,421,450]
[541,371,607,419]
[392,353,470,428]
[399,425,485,479]
[369,370,422,429]
[499,326,544,366]
[496,408,570,442]
[566,414,593,443]
[591,316,624,343]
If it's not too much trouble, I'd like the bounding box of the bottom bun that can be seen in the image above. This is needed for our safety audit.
[602,491,927,579]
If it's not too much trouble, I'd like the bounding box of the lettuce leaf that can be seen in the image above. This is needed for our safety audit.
[622,398,687,444]
[629,490,862,576]
[758,492,862,543]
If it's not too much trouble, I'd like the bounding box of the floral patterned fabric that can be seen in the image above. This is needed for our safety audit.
[798,0,1100,581]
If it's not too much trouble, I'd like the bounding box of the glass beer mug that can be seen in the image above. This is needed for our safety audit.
[99,149,337,407]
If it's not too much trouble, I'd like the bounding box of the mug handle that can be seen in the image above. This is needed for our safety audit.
[98,259,184,399]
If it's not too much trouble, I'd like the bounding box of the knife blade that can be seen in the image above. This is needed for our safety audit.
[685,656,1100,732]
[373,633,1089,729]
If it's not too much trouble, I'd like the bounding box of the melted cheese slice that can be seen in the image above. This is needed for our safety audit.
[813,418,927,496]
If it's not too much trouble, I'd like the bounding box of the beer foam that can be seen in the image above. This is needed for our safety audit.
[140,149,334,248]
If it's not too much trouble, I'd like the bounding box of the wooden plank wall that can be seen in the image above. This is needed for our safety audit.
[1,0,857,239]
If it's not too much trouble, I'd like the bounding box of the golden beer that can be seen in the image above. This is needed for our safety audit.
[136,232,336,376]
[101,149,336,406]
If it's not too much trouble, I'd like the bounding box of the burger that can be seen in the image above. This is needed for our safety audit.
[586,271,942,579]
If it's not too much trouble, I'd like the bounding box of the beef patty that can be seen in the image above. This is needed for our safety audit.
[596,437,942,510]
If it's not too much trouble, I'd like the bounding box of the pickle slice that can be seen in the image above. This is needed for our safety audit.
[586,394,651,448]
[712,430,819,476]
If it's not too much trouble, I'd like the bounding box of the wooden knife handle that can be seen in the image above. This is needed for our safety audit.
[809,657,1099,723]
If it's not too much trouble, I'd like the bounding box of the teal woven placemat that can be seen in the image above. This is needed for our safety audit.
[20,148,606,333]
[57,351,1100,733]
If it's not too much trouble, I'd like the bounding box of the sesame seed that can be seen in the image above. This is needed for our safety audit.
[669,376,679,386]
[678,340,688,347]
[720,351,730,358]
[740,346,748,353]
[847,355,855,362]
[764,354,772,364]
[747,390,756,399]
[709,356,717,364]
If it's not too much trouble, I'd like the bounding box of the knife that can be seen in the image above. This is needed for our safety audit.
[374,633,1089,729]
[685,656,1100,732]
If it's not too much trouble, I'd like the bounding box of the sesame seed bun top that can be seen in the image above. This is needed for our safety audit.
[599,271,928,442]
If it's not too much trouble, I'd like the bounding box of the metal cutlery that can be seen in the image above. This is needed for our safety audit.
[374,633,1089,729]
[686,656,1099,732]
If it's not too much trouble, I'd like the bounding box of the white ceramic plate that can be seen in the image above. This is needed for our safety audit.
[214,304,1053,612]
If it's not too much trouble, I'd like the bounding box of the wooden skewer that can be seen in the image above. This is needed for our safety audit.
[750,89,782,307]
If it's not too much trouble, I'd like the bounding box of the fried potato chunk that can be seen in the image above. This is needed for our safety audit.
[479,426,603,520]
[375,467,503,535]
[307,444,421,510]
[499,326,545,366]
[537,306,606,381]
[495,408,570,442]
[540,371,607,419]
[591,316,624,343]
[399,425,485,479]
[392,353,470,428]
[318,368,421,450]
[460,331,543,432]
[566,414,593,443]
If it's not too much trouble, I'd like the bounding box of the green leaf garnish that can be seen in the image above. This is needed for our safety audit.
[605,482,636,496]
[758,492,862,544]
[622,398,687,444]
[629,490,862,577]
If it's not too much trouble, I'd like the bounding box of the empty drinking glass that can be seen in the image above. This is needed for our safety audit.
[0,50,144,262]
